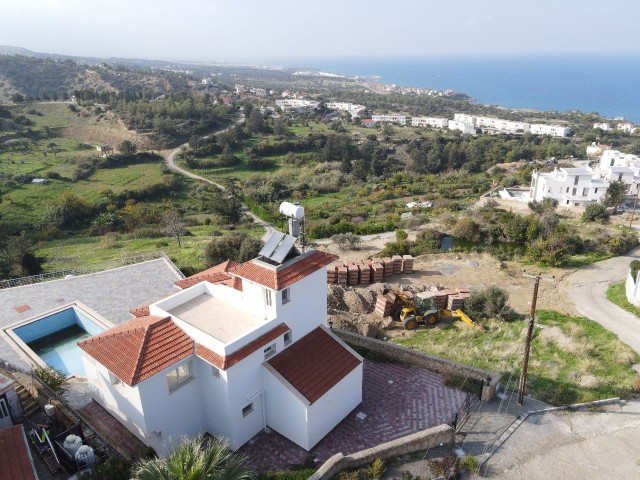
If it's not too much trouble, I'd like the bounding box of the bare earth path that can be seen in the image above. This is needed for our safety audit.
[163,114,276,242]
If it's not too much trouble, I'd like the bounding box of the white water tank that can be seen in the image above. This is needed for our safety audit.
[279,201,304,219]
[63,435,83,456]
[44,403,56,417]
[75,445,96,468]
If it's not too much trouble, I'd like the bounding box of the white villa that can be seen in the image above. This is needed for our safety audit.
[593,122,611,131]
[326,102,366,118]
[597,149,640,196]
[529,167,609,207]
[275,99,320,112]
[452,114,569,137]
[447,120,476,134]
[371,114,407,125]
[78,240,363,456]
[529,123,571,137]
[411,117,449,128]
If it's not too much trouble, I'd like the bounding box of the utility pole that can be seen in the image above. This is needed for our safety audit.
[518,274,540,405]
[629,186,639,229]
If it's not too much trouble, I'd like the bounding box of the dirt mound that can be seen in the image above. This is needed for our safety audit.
[327,284,348,311]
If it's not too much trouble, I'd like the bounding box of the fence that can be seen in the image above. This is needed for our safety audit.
[0,251,184,290]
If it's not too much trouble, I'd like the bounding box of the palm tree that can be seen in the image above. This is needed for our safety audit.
[131,435,255,480]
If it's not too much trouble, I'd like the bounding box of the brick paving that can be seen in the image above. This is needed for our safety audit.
[77,400,148,460]
[239,359,468,472]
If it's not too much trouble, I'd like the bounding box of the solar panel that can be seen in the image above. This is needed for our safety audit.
[258,231,285,258]
[270,235,297,263]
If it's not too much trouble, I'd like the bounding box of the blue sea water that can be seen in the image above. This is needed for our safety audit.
[281,55,640,123]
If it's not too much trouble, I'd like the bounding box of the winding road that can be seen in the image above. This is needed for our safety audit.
[560,246,640,354]
[164,114,276,242]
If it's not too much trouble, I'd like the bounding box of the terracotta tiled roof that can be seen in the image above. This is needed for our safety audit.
[196,323,289,370]
[267,327,361,404]
[174,260,239,289]
[130,305,150,318]
[230,250,337,290]
[0,425,37,480]
[79,315,193,386]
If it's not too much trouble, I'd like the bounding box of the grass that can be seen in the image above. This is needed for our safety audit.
[606,281,640,317]
[393,310,640,405]
[34,222,264,274]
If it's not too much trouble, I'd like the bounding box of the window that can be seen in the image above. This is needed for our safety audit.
[574,176,580,185]
[566,187,569,193]
[619,173,623,182]
[242,403,254,417]
[595,188,598,193]
[264,343,276,359]
[0,398,9,420]
[109,372,122,387]
[264,289,273,306]
[167,361,192,390]
[572,187,577,196]
[282,288,290,304]
[284,330,292,345]
[583,188,589,197]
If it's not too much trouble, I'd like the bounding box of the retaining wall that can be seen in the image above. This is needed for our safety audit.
[333,329,502,402]
[309,424,454,480]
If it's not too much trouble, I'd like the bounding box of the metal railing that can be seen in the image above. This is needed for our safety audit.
[0,251,184,290]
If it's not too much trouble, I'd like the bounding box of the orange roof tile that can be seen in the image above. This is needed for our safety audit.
[230,250,337,290]
[267,327,361,404]
[196,323,290,370]
[0,425,37,480]
[130,305,150,318]
[79,316,193,386]
[174,260,239,289]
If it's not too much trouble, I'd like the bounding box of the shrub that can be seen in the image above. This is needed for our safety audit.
[367,458,386,480]
[451,217,482,243]
[332,232,362,250]
[33,366,69,395]
[205,233,261,265]
[582,203,608,222]
[465,286,511,321]
[630,260,640,280]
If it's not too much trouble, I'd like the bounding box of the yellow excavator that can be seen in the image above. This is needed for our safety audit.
[390,291,475,330]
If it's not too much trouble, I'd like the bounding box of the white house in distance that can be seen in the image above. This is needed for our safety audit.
[593,122,611,131]
[79,237,363,455]
[529,167,609,207]
[326,102,366,118]
[371,114,407,125]
[275,99,320,112]
[411,117,449,128]
[448,120,476,134]
[597,149,640,196]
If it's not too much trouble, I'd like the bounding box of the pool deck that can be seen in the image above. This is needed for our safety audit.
[0,259,183,370]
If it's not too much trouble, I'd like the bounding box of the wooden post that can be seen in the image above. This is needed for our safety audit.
[518,274,540,405]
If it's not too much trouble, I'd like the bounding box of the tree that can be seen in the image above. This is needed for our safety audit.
[211,181,243,223]
[119,140,137,155]
[602,180,626,207]
[131,435,254,480]
[162,210,187,247]
[205,233,261,266]
[41,192,92,229]
[245,107,265,134]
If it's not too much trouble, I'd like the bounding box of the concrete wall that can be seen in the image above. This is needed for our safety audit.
[332,329,502,402]
[196,359,234,443]
[309,424,455,480]
[276,268,328,340]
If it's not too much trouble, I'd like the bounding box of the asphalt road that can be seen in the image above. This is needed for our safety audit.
[164,114,276,242]
[561,246,640,354]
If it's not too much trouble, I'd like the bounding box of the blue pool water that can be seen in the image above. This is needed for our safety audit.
[13,308,105,377]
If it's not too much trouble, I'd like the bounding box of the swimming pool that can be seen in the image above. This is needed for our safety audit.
[7,304,110,377]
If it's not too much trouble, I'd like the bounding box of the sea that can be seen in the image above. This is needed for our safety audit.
[278,55,640,123]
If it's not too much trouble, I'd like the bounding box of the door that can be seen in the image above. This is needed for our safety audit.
[0,397,12,429]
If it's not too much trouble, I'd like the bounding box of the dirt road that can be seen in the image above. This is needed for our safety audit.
[560,247,640,354]
[163,114,276,242]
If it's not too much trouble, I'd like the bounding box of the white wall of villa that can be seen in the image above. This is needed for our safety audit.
[371,114,407,125]
[411,116,449,128]
[530,167,608,207]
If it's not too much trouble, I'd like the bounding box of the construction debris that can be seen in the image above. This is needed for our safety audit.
[327,255,415,285]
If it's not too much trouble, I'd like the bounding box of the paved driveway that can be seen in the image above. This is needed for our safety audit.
[561,247,640,354]
[239,359,469,472]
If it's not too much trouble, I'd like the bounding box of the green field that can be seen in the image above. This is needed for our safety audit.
[606,281,640,317]
[393,310,640,405]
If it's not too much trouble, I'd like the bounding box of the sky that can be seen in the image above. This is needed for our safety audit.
[1,0,639,64]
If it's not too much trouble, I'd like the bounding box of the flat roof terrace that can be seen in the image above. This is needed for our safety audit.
[168,293,263,344]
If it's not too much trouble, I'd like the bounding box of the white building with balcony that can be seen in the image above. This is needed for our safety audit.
[529,123,571,137]
[597,149,640,196]
[275,99,320,112]
[79,241,363,456]
[529,167,608,207]
[448,120,476,134]
[371,114,407,125]
[326,102,366,117]
[411,117,449,128]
